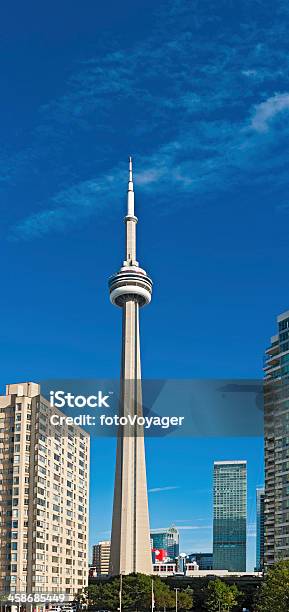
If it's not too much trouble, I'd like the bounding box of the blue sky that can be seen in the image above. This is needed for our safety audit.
[1,0,289,570]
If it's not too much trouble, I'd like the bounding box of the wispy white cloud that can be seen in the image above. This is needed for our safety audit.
[136,168,166,186]
[10,168,124,240]
[250,92,289,132]
[6,0,289,239]
[178,525,211,531]
[151,525,211,531]
[148,485,180,493]
[242,69,258,78]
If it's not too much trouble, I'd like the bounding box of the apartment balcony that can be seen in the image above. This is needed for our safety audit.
[264,355,281,371]
[265,343,280,356]
[265,529,275,537]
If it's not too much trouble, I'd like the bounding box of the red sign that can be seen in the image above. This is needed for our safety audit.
[152,548,167,561]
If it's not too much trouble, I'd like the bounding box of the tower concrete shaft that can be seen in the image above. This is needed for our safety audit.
[109,158,152,576]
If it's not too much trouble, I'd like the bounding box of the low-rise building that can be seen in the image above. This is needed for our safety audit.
[92,541,110,576]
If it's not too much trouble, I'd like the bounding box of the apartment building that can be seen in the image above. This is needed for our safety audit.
[0,382,90,599]
[92,541,110,575]
[264,310,289,565]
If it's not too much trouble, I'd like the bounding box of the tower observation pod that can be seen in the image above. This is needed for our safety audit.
[109,157,153,307]
[108,157,153,576]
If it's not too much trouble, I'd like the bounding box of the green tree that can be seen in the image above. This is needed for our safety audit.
[255,560,289,612]
[83,574,194,610]
[123,573,152,609]
[177,587,194,610]
[205,579,240,612]
[153,577,175,610]
[85,579,122,609]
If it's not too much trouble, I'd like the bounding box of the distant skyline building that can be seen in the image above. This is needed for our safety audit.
[256,487,265,572]
[150,526,180,559]
[264,310,289,566]
[176,553,187,573]
[188,552,213,570]
[109,159,153,575]
[213,461,247,572]
[0,382,89,598]
[92,541,110,576]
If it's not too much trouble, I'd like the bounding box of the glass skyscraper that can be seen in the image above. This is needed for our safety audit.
[256,486,265,571]
[188,552,213,570]
[213,461,247,571]
[264,310,289,566]
[150,526,179,559]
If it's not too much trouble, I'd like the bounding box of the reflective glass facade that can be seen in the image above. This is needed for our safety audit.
[213,461,247,571]
[150,526,179,559]
[256,486,265,571]
[188,552,213,570]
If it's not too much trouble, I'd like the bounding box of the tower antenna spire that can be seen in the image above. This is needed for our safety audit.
[127,155,134,217]
[109,159,153,576]
[129,155,133,183]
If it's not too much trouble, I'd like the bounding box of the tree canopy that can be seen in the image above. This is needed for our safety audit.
[204,578,241,612]
[254,560,289,612]
[83,573,193,610]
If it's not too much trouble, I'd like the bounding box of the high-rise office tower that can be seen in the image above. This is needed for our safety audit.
[109,158,153,575]
[188,552,213,570]
[264,310,289,566]
[256,487,265,571]
[213,461,247,571]
[150,527,180,559]
[0,383,89,597]
[92,541,110,576]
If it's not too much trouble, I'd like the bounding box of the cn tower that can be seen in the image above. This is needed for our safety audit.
[109,157,153,575]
